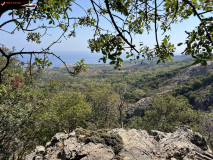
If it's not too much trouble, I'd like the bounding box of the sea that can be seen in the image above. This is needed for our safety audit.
[18,51,184,67]
[18,51,120,67]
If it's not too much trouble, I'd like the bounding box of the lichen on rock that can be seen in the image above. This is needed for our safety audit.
[26,126,213,160]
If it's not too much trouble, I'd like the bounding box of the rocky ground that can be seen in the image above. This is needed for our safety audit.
[26,126,213,160]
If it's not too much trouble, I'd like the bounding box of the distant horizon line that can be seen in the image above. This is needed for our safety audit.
[53,50,183,55]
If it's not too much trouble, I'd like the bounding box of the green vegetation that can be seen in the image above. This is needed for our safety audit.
[176,72,213,110]
[0,0,212,158]
[127,95,202,132]
[75,128,123,154]
[41,57,193,103]
[1,52,213,159]
[0,0,212,73]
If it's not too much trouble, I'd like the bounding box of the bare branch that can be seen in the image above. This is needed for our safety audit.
[198,10,213,15]
[0,19,19,29]
[25,0,40,30]
[154,0,161,53]
[183,0,213,45]
[72,1,88,15]
[29,53,33,83]
[162,0,179,35]
[0,48,8,58]
[92,0,124,21]
[104,0,139,54]
[90,0,100,36]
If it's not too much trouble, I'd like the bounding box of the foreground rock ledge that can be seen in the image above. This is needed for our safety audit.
[26,126,213,160]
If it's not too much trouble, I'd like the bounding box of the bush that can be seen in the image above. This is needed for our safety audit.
[74,128,124,154]
[140,94,202,132]
[85,136,105,144]
[101,134,124,154]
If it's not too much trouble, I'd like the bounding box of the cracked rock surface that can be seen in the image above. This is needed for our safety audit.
[26,126,213,160]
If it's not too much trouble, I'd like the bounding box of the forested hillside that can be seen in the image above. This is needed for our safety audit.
[0,0,212,159]
[41,55,213,145]
[1,53,213,159]
[40,55,213,107]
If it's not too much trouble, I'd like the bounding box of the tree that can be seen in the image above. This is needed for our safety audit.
[201,112,213,149]
[0,51,50,159]
[113,83,129,128]
[84,83,120,129]
[0,1,212,158]
[126,94,203,132]
[36,91,91,134]
[0,54,91,158]
[0,0,212,80]
[143,94,202,132]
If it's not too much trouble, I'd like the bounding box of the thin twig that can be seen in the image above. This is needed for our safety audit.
[90,0,100,36]
[183,0,213,45]
[29,53,33,83]
[26,0,40,30]
[104,0,139,53]
[154,0,161,53]
[162,0,179,35]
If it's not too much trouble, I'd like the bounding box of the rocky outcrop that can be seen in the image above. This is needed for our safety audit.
[126,90,173,118]
[126,97,153,118]
[194,87,213,111]
[172,61,213,85]
[26,126,213,160]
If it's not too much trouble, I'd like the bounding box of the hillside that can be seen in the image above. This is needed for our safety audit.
[54,55,193,76]
[2,54,213,159]
[40,56,213,111]
[24,55,213,157]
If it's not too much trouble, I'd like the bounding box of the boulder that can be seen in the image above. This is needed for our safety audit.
[26,126,213,160]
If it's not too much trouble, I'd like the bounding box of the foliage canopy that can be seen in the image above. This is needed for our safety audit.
[0,0,212,77]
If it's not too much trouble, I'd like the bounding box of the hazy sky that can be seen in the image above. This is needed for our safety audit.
[0,0,201,55]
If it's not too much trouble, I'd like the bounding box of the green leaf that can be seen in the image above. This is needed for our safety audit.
[118,58,123,63]
[110,61,116,64]
[157,59,161,64]
[177,43,183,46]
[201,60,207,66]
[189,33,196,44]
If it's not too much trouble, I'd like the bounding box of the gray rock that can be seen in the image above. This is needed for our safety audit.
[51,132,68,142]
[26,126,213,160]
[35,146,45,154]
[126,90,172,118]
[126,97,153,118]
[150,130,167,142]
[25,152,36,160]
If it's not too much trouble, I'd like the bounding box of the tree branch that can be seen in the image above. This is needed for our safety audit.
[154,0,161,53]
[104,0,139,54]
[90,0,100,36]
[183,0,213,45]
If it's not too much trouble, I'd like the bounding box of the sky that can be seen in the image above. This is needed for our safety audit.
[0,0,203,60]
